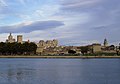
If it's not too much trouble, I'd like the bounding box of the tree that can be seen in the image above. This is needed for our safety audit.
[29,42,37,55]
[22,42,37,55]
[109,45,115,50]
[68,50,76,54]
[0,42,5,55]
[80,46,89,55]
[119,43,120,50]
[0,42,37,55]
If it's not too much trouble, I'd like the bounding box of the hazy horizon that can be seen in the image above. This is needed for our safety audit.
[0,0,120,46]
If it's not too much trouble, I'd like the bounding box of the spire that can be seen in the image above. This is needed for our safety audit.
[28,39,30,43]
[104,38,108,47]
[10,33,12,36]
[8,33,13,40]
[6,33,15,43]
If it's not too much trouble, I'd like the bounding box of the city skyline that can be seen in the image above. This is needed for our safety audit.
[0,33,116,47]
[0,0,120,45]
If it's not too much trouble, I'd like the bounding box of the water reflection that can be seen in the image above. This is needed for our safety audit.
[5,66,32,83]
[0,59,120,84]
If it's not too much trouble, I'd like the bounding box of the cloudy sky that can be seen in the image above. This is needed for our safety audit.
[0,0,120,45]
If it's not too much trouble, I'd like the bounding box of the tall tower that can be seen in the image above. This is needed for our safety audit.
[53,39,58,47]
[8,33,12,40]
[6,33,15,43]
[39,40,45,46]
[17,35,23,43]
[103,38,108,47]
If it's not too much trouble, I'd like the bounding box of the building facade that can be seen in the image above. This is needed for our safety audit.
[6,33,24,43]
[17,35,23,43]
[36,39,58,54]
[104,38,108,47]
[92,43,102,53]
[6,33,15,43]
[37,39,58,48]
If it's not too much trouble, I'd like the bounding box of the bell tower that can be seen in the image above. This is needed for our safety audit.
[6,33,15,43]
[103,38,108,47]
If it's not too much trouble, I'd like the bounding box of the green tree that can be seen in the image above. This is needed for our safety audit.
[0,42,37,55]
[80,46,89,55]
[29,42,37,55]
[109,45,115,50]
[68,50,76,54]
[0,42,5,55]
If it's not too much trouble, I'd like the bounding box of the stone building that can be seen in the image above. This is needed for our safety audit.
[92,43,102,53]
[37,39,58,48]
[6,33,25,44]
[103,38,108,47]
[36,39,58,54]
[17,35,23,43]
[36,46,44,55]
[6,33,15,43]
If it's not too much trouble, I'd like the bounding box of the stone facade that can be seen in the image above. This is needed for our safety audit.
[6,33,15,43]
[6,33,26,43]
[17,35,23,43]
[104,38,108,47]
[36,39,58,54]
[4,33,117,55]
[37,39,58,48]
[92,43,102,53]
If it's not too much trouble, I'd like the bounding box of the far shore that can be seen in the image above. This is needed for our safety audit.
[0,55,120,58]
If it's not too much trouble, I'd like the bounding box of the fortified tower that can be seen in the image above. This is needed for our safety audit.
[17,35,23,43]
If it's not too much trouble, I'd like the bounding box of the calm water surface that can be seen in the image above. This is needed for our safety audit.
[0,58,120,84]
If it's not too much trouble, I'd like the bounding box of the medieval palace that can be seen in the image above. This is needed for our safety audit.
[3,33,120,55]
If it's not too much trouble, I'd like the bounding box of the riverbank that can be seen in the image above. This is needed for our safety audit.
[0,55,120,58]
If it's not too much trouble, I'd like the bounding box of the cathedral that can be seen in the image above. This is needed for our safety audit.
[6,33,15,43]
[6,33,23,43]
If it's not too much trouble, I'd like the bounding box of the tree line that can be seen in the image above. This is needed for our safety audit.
[0,42,37,55]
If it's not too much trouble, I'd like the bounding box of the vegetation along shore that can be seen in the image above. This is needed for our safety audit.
[0,33,120,57]
[0,55,120,59]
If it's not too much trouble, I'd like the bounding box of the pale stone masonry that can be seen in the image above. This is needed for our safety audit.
[104,38,108,47]
[17,35,23,43]
[6,33,15,43]
[4,33,120,55]
[6,33,23,43]
[37,39,58,48]
[36,39,58,55]
[92,43,102,53]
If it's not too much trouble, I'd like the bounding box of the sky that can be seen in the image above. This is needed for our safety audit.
[0,0,120,46]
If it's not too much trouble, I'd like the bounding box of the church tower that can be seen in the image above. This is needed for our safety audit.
[103,38,108,47]
[8,33,12,40]
[6,33,15,43]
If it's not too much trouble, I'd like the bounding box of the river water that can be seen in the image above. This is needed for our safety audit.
[0,58,120,84]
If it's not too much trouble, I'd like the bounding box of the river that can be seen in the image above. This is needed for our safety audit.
[0,58,120,84]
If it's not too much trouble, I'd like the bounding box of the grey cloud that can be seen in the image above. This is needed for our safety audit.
[58,21,120,45]
[0,0,120,45]
[92,26,108,30]
[0,20,64,33]
[59,0,120,17]
[60,0,101,12]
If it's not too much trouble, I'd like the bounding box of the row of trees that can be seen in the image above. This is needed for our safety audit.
[68,45,120,55]
[0,42,37,55]
[68,46,90,55]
